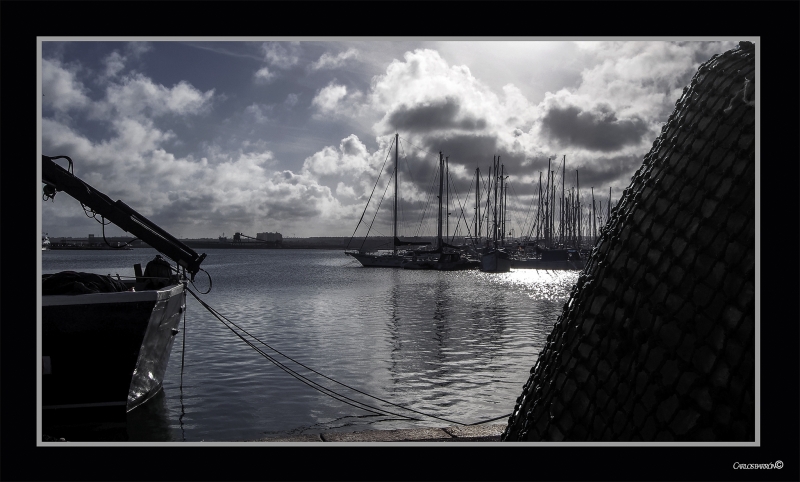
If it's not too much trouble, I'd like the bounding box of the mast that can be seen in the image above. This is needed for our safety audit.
[503,166,508,246]
[393,133,398,255]
[437,152,444,250]
[545,158,550,247]
[493,156,498,249]
[592,186,597,245]
[446,156,449,240]
[551,170,555,247]
[485,163,492,246]
[475,166,480,242]
[550,171,558,245]
[537,171,542,242]
[499,161,505,246]
[561,155,565,245]
[576,170,580,249]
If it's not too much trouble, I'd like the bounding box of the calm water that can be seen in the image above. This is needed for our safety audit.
[41,248,578,442]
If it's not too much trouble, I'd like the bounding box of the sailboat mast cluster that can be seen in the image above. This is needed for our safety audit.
[526,155,616,251]
[345,134,613,272]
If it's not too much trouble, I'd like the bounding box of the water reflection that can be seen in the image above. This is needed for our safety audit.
[43,388,173,442]
[43,249,580,441]
[126,388,173,441]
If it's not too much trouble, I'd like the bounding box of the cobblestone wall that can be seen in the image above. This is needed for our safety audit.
[503,41,755,441]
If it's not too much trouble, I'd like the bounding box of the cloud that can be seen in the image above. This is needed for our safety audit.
[42,40,742,239]
[261,42,301,69]
[245,103,272,123]
[302,134,373,177]
[311,81,363,118]
[284,93,299,108]
[539,101,649,152]
[369,49,522,147]
[254,66,276,84]
[308,47,359,71]
[103,51,126,79]
[102,74,215,119]
[573,40,738,121]
[42,58,91,112]
[124,42,152,58]
[386,96,486,133]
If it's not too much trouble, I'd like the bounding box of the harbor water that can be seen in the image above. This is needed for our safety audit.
[40,247,579,442]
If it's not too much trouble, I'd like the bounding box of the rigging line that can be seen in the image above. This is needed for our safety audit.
[359,158,396,251]
[445,168,473,242]
[420,163,439,236]
[414,159,440,238]
[186,289,420,421]
[464,170,478,245]
[397,136,439,159]
[517,181,538,241]
[528,186,543,241]
[347,137,394,250]
[398,139,416,186]
[451,171,476,243]
[398,139,420,237]
[506,182,527,241]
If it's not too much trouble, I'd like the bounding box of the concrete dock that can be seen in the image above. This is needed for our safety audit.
[254,424,506,443]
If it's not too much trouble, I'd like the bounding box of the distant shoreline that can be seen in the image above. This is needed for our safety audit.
[44,236,461,251]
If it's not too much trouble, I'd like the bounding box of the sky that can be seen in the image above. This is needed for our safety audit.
[40,38,742,240]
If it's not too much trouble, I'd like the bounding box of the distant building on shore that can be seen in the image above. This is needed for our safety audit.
[256,231,282,243]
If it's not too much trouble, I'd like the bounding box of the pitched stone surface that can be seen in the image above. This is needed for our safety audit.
[503,42,756,442]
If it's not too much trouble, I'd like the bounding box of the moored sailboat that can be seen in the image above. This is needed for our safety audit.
[480,156,511,273]
[402,151,478,271]
[346,134,429,267]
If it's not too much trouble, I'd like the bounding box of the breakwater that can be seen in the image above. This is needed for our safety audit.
[503,42,755,441]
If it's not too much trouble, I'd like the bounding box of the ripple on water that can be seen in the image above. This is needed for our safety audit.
[43,249,578,441]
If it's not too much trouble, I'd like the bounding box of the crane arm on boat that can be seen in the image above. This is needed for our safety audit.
[41,155,207,280]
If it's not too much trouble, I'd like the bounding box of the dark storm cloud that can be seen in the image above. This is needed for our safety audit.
[541,103,649,152]
[421,134,499,168]
[149,192,224,230]
[569,153,644,188]
[261,197,321,221]
[397,133,540,202]
[387,97,487,133]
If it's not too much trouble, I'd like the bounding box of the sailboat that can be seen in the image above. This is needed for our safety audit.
[509,155,586,270]
[480,156,511,273]
[402,152,478,271]
[346,134,429,267]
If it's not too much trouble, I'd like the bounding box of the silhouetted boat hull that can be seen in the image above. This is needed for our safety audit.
[42,276,185,423]
[480,249,511,272]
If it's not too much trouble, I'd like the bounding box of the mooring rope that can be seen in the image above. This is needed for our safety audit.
[185,288,510,427]
[186,288,427,422]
